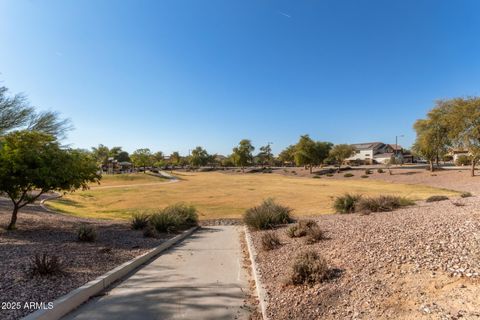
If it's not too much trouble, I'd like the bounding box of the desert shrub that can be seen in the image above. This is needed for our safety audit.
[286,220,320,239]
[313,175,321,179]
[456,155,472,166]
[425,195,449,202]
[377,168,385,173]
[356,195,414,213]
[333,194,362,213]
[28,253,63,277]
[361,175,369,178]
[344,173,354,178]
[261,231,281,251]
[326,173,334,177]
[365,169,373,174]
[305,225,325,244]
[244,199,293,230]
[77,224,97,242]
[131,212,150,230]
[461,192,472,198]
[150,203,198,233]
[290,251,329,285]
[143,223,158,238]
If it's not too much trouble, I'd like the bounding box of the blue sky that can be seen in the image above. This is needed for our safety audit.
[1,0,480,155]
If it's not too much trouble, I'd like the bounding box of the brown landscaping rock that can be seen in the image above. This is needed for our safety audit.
[0,199,173,320]
[250,197,480,319]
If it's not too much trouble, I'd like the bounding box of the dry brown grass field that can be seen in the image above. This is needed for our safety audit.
[46,172,459,220]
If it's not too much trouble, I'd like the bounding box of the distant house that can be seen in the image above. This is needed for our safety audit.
[450,149,470,162]
[347,142,405,164]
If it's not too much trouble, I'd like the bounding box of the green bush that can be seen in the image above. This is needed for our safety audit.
[244,199,293,230]
[361,175,369,178]
[343,173,354,177]
[377,168,385,173]
[365,169,373,174]
[150,203,199,233]
[313,175,321,179]
[326,173,334,177]
[261,231,281,251]
[131,212,150,230]
[461,192,472,198]
[290,251,329,285]
[356,195,414,213]
[425,195,449,202]
[29,253,63,277]
[333,194,362,213]
[456,155,472,166]
[77,224,97,242]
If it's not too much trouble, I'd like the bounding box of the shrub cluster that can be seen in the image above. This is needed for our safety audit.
[356,195,414,213]
[333,194,413,214]
[377,168,385,173]
[77,224,97,242]
[261,231,281,251]
[361,175,369,178]
[131,212,150,230]
[28,253,63,277]
[286,220,324,244]
[461,192,473,198]
[150,203,199,233]
[244,199,293,230]
[365,169,373,175]
[425,195,449,202]
[343,173,354,178]
[289,250,329,285]
[333,194,361,213]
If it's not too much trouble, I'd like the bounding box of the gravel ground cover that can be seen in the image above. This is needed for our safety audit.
[0,199,173,320]
[250,197,480,319]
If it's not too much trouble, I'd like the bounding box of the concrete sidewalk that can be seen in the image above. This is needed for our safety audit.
[65,226,249,320]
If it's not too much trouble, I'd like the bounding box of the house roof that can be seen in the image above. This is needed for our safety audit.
[351,142,384,150]
[388,144,403,151]
[374,152,394,159]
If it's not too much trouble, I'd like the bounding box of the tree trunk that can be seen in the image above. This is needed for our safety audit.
[471,160,476,177]
[429,160,434,172]
[309,165,313,174]
[7,205,19,230]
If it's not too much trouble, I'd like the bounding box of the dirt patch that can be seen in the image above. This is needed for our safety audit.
[0,198,173,320]
[250,197,480,319]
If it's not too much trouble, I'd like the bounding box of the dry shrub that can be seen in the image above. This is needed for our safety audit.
[461,192,472,198]
[425,195,449,203]
[356,195,414,213]
[333,193,362,213]
[244,199,293,230]
[290,250,329,285]
[131,212,150,230]
[305,226,325,244]
[77,224,97,242]
[29,253,63,277]
[261,231,281,251]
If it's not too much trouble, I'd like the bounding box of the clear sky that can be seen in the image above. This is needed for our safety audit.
[1,0,480,155]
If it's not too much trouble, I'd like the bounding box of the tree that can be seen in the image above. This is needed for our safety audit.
[232,139,254,172]
[329,144,356,172]
[131,148,153,172]
[257,144,273,166]
[190,146,209,167]
[116,151,131,162]
[0,131,100,230]
[412,101,452,172]
[278,145,296,165]
[151,151,165,167]
[0,86,71,138]
[312,141,333,168]
[91,144,110,166]
[169,152,181,167]
[446,97,480,176]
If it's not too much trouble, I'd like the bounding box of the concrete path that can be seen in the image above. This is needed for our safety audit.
[65,226,249,320]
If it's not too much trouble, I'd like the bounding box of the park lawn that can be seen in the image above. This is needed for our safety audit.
[47,172,460,220]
